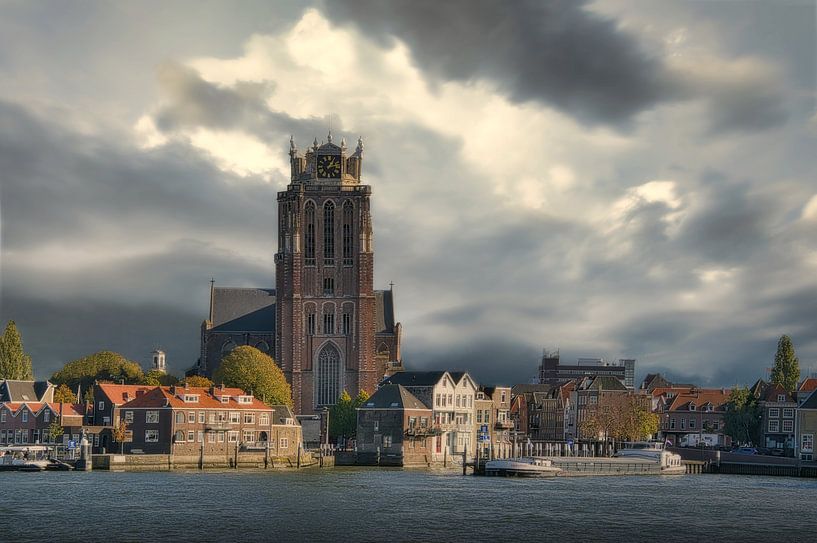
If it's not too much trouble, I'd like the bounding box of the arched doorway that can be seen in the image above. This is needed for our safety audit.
[316,343,341,407]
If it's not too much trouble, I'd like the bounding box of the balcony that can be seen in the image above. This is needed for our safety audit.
[405,425,443,437]
[495,420,514,430]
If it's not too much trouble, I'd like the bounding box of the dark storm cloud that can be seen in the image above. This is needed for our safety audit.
[321,0,670,126]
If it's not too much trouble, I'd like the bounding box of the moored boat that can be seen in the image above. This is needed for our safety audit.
[614,441,685,474]
[485,457,561,477]
[0,446,53,472]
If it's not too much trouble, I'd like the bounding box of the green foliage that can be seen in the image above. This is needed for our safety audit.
[770,335,800,394]
[53,384,78,404]
[0,321,34,380]
[180,375,214,388]
[214,346,292,407]
[143,370,179,386]
[329,389,372,441]
[723,386,762,446]
[51,351,144,391]
[48,420,64,443]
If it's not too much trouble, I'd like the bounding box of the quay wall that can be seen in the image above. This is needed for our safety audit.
[92,452,309,471]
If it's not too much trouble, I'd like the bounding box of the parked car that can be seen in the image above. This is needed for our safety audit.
[768,448,786,457]
[732,447,758,455]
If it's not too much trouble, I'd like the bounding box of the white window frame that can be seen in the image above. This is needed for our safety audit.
[279,437,289,449]
[783,408,794,418]
[22,411,28,423]
[782,420,793,433]
[802,434,814,453]
[146,411,159,424]
[43,410,50,423]
[244,413,255,424]
[229,412,240,424]
[188,412,196,423]
[259,414,270,426]
[145,430,159,443]
[98,401,105,411]
[124,411,133,423]
[228,431,239,443]
[198,412,205,424]
[187,430,195,442]
[768,420,780,433]
[208,432,216,443]
[769,408,780,418]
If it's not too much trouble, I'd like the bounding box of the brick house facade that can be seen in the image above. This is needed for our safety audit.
[0,401,84,446]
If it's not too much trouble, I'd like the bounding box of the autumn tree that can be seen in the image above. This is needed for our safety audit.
[0,321,34,380]
[51,351,144,391]
[112,419,129,454]
[53,384,78,404]
[723,386,762,446]
[580,393,657,444]
[48,420,64,444]
[214,346,292,407]
[143,370,179,386]
[770,335,800,394]
[180,375,214,388]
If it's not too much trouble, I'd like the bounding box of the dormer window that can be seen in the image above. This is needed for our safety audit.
[777,394,785,403]
[284,418,294,425]
[183,394,200,403]
[238,396,253,404]
[221,396,229,404]
[689,403,696,411]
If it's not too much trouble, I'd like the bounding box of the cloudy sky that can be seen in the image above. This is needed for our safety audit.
[1,0,815,387]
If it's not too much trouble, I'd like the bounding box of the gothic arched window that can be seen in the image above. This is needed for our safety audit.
[343,200,353,266]
[221,340,237,356]
[323,200,335,265]
[316,343,341,407]
[305,201,316,265]
[255,341,270,354]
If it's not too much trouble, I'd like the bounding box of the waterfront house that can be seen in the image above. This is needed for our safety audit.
[117,385,301,459]
[756,383,797,454]
[795,389,817,461]
[0,401,84,446]
[356,384,434,466]
[380,370,478,461]
[475,386,513,459]
[659,389,732,448]
[571,375,633,440]
[92,383,155,427]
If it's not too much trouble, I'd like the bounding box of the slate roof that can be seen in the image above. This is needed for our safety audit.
[380,371,448,388]
[359,385,429,411]
[0,380,54,403]
[1,402,84,419]
[211,287,276,332]
[583,376,628,391]
[374,289,395,334]
[800,389,817,409]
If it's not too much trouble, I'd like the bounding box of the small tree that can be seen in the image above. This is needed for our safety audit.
[48,420,64,444]
[143,370,179,386]
[723,386,762,446]
[112,419,128,454]
[770,335,800,394]
[53,384,78,404]
[329,390,356,442]
[0,321,34,380]
[214,346,292,407]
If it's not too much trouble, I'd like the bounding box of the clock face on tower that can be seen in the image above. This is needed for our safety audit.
[316,154,341,178]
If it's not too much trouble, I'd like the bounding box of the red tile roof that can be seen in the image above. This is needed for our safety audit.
[798,378,817,393]
[1,402,84,418]
[96,384,155,405]
[120,386,273,410]
[667,389,732,412]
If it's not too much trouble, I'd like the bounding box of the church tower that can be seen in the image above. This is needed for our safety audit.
[276,133,384,415]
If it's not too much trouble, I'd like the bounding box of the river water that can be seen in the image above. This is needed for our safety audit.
[0,468,814,542]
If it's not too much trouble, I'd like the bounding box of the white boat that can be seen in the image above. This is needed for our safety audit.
[0,446,52,471]
[615,442,685,474]
[485,457,562,477]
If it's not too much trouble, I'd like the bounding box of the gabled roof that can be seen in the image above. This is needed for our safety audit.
[359,385,429,411]
[760,383,796,403]
[667,389,731,412]
[800,389,817,410]
[0,380,54,403]
[211,287,276,332]
[583,376,628,391]
[1,402,84,418]
[380,371,448,388]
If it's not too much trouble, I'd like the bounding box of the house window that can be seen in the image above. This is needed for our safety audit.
[208,413,216,424]
[342,200,354,266]
[769,420,780,433]
[769,408,780,418]
[589,396,597,405]
[373,420,379,432]
[199,412,205,424]
[175,430,185,442]
[681,419,686,430]
[244,413,255,424]
[670,418,676,429]
[187,431,195,442]
[448,394,453,406]
[208,432,216,443]
[238,396,252,404]
[323,311,335,335]
[689,419,696,429]
[243,431,255,442]
[713,420,719,431]
[217,432,225,443]
[188,412,196,423]
[124,411,133,423]
[777,394,786,403]
[175,412,185,424]
[228,431,239,443]
[783,408,794,418]
[689,404,696,412]
[22,411,28,423]
[307,313,316,336]
[342,313,351,335]
[184,395,199,403]
[229,412,240,424]
[260,414,270,426]
[146,411,159,424]
[435,394,441,407]
[33,430,40,443]
[323,201,335,265]
[501,391,507,403]
[323,277,334,296]
[43,410,50,423]
[477,411,482,423]
[456,395,461,407]
[802,434,814,453]
[0,411,5,423]
[782,420,793,433]
[98,401,105,411]
[145,430,159,442]
[305,201,316,265]
[383,435,392,448]
[280,437,289,449]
